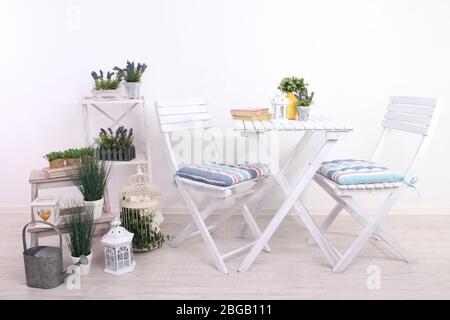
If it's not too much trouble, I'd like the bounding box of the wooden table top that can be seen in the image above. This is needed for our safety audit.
[233,115,352,132]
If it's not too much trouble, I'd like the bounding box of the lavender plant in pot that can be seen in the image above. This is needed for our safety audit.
[114,61,147,99]
[95,126,135,161]
[91,70,122,99]
[294,82,314,121]
[68,157,111,220]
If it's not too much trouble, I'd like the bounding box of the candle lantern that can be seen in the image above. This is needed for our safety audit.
[271,91,289,120]
[101,218,136,275]
[31,196,60,226]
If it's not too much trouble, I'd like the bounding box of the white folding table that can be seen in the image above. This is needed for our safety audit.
[234,115,353,272]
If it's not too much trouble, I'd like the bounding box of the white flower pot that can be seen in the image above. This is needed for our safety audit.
[84,198,104,220]
[296,106,311,121]
[71,253,92,276]
[123,82,142,99]
[91,89,122,99]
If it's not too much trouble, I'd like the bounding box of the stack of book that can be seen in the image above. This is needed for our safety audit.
[230,107,272,120]
[43,166,75,179]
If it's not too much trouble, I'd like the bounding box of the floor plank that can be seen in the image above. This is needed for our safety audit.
[2,213,450,299]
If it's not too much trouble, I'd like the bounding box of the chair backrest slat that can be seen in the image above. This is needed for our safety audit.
[382,96,437,136]
[155,98,217,172]
[382,119,429,135]
[371,96,441,179]
[155,98,212,133]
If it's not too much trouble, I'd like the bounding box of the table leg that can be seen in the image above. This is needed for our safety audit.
[238,131,314,237]
[103,186,111,214]
[31,183,38,221]
[82,103,90,146]
[30,233,39,247]
[238,138,339,272]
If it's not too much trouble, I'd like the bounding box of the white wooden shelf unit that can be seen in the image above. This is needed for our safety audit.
[81,97,152,177]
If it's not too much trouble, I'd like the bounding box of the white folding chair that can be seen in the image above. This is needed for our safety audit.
[310,96,441,272]
[155,98,271,274]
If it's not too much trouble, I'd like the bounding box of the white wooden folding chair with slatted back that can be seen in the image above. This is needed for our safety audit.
[155,98,271,274]
[308,96,441,272]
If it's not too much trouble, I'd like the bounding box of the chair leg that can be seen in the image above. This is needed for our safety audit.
[242,204,271,253]
[306,202,345,246]
[333,191,402,272]
[341,196,417,264]
[237,177,275,238]
[177,185,228,274]
[171,197,221,248]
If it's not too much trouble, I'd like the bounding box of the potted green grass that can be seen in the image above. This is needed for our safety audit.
[69,157,111,219]
[61,201,95,275]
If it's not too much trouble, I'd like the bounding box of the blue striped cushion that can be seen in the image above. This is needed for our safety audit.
[318,159,405,185]
[176,162,270,187]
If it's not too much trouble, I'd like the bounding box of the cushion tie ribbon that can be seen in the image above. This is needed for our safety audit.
[403,176,420,197]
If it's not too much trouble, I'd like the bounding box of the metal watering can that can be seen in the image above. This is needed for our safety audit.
[22,221,88,289]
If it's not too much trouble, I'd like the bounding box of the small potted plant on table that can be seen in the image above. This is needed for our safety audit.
[114,61,147,99]
[294,84,314,121]
[62,201,95,275]
[69,157,111,220]
[44,151,65,169]
[91,70,122,99]
[64,148,81,167]
[278,77,308,120]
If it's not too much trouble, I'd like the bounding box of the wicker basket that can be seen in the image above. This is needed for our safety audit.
[120,166,168,252]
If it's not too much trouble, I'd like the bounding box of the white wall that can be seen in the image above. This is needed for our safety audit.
[1,0,450,214]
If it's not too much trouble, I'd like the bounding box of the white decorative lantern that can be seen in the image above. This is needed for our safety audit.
[101,218,136,275]
[271,91,289,120]
[31,196,60,226]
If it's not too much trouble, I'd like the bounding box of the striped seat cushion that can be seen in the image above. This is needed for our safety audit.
[175,162,270,187]
[317,159,405,185]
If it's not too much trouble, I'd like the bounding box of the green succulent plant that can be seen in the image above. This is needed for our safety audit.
[43,151,64,162]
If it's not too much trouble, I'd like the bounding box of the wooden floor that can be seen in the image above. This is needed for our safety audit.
[2,212,450,300]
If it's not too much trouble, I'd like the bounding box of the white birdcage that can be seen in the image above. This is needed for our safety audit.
[120,165,168,252]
